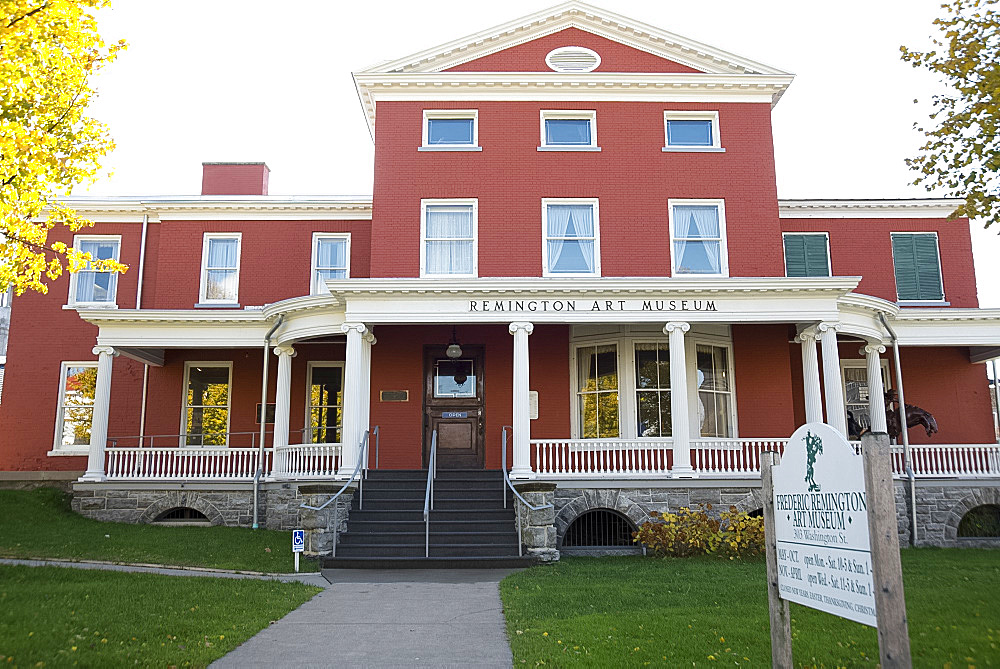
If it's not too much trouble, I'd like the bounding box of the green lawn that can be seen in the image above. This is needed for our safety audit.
[500,550,1000,667]
[0,565,320,667]
[0,488,319,572]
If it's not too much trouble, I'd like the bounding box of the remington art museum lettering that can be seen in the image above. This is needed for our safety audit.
[468,299,719,313]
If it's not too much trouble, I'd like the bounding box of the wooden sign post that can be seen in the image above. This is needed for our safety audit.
[765,423,912,667]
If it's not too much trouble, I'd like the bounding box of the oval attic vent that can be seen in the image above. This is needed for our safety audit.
[545,46,601,73]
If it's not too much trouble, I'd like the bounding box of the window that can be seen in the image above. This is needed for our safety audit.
[307,363,344,443]
[669,200,728,276]
[421,200,477,277]
[576,344,619,438]
[54,362,98,449]
[434,359,476,398]
[539,110,598,150]
[891,233,944,302]
[841,360,890,440]
[182,363,231,446]
[635,342,671,437]
[663,111,722,151]
[68,236,120,306]
[199,234,241,304]
[783,233,831,277]
[421,110,480,150]
[696,343,733,437]
[543,199,600,276]
[311,233,350,294]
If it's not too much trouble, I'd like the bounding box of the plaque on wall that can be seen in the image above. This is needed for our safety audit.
[380,390,409,402]
[255,403,276,424]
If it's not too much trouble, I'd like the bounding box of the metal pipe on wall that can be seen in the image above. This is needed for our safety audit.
[135,213,149,309]
[993,359,1000,444]
[878,312,917,546]
[253,315,284,530]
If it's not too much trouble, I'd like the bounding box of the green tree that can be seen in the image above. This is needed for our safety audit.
[901,0,1000,228]
[1,0,128,294]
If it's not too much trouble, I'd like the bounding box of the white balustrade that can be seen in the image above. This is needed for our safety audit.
[894,444,1000,478]
[272,443,342,479]
[691,439,789,477]
[105,447,269,480]
[532,439,672,477]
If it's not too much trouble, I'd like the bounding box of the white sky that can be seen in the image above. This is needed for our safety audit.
[84,0,1000,307]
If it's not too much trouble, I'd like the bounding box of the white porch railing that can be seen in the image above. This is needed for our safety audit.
[530,438,1000,479]
[105,447,269,480]
[271,443,342,479]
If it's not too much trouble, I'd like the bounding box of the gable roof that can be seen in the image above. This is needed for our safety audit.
[356,1,791,76]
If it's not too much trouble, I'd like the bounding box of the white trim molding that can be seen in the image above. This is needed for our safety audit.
[538,109,599,151]
[778,199,962,219]
[198,232,242,306]
[421,109,481,151]
[663,110,723,152]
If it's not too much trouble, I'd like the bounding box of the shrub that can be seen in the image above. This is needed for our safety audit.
[633,504,765,558]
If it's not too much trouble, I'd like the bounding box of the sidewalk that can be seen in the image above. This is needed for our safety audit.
[210,568,517,668]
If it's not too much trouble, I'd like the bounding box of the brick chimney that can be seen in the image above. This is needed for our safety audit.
[201,162,270,195]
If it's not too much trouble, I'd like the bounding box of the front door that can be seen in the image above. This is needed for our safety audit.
[424,345,485,469]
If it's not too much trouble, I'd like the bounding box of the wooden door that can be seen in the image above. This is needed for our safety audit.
[424,345,485,469]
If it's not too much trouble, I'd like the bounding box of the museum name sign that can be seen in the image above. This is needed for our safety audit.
[468,299,719,313]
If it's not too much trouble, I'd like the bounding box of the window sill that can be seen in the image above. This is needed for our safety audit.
[541,273,602,278]
[419,274,479,280]
[537,146,602,152]
[418,146,482,152]
[194,302,241,309]
[63,303,118,310]
[47,448,89,457]
[662,146,725,153]
[670,273,730,278]
[897,300,950,307]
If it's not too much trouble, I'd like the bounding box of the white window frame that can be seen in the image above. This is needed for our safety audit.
[570,340,623,439]
[420,109,481,151]
[311,232,351,295]
[198,233,242,305]
[841,358,891,435]
[687,336,738,439]
[538,110,599,151]
[663,110,723,152]
[542,198,601,278]
[305,361,345,444]
[668,198,729,277]
[420,199,479,278]
[67,234,121,308]
[890,231,947,305]
[782,232,831,277]
[180,361,233,447]
[51,361,98,454]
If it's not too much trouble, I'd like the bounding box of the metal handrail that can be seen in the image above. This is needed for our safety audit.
[423,430,438,558]
[502,426,553,557]
[373,425,381,470]
[300,429,371,557]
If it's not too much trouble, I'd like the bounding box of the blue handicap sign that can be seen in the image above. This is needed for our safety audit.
[292,529,305,553]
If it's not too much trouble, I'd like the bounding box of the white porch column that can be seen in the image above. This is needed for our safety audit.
[797,330,824,424]
[819,322,848,436]
[509,321,534,479]
[862,341,888,433]
[361,331,376,442]
[272,345,296,449]
[664,322,694,477]
[82,346,117,481]
[339,322,368,476]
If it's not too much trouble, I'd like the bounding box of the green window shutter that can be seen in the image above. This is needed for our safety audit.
[784,234,829,277]
[893,234,942,301]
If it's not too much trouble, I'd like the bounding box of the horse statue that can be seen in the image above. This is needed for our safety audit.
[884,390,939,439]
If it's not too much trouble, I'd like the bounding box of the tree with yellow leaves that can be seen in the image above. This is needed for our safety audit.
[1,0,128,295]
[902,0,1000,228]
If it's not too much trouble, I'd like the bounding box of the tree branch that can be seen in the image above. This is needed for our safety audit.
[6,2,49,30]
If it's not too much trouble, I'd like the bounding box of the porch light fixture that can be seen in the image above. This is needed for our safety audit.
[445,326,463,359]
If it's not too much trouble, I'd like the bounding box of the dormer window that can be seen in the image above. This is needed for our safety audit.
[420,110,481,151]
[539,110,599,151]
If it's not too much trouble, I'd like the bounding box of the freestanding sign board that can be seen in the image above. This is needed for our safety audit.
[292,529,305,573]
[772,422,876,627]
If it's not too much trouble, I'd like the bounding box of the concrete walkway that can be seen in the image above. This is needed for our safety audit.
[210,569,517,668]
[0,557,329,587]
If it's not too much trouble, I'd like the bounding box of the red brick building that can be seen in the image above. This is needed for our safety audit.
[3,3,999,558]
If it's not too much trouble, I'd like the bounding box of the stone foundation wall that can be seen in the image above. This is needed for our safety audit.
[513,483,559,561]
[72,482,355,555]
[895,481,1000,548]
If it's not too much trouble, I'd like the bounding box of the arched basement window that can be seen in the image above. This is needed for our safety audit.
[563,509,637,548]
[154,507,210,525]
[748,508,764,518]
[957,504,1000,538]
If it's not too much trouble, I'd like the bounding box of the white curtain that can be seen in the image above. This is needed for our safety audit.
[75,240,118,303]
[316,239,347,282]
[426,206,473,274]
[674,206,721,275]
[205,238,238,300]
[207,238,238,268]
[547,204,594,273]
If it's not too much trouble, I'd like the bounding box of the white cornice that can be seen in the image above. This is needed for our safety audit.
[358,1,791,77]
[892,307,1000,323]
[77,308,267,326]
[355,72,793,135]
[778,199,961,219]
[43,196,373,222]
